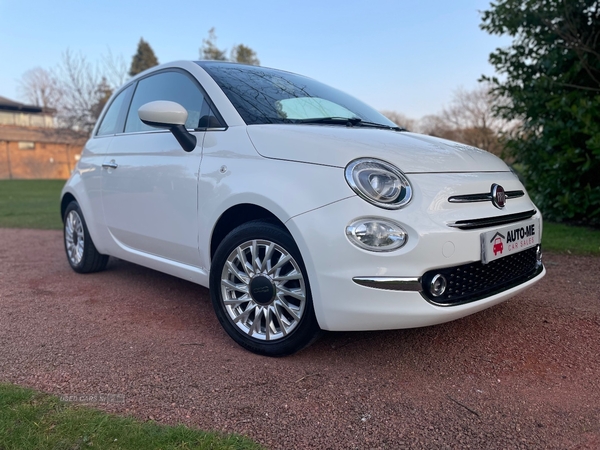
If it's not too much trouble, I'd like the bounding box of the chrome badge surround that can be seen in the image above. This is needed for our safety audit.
[491,184,506,209]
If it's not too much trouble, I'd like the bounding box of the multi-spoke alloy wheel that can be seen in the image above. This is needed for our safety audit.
[210,221,320,356]
[65,210,85,266]
[221,239,306,341]
[63,201,109,273]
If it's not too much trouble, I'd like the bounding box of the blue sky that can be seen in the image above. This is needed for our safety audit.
[0,0,509,119]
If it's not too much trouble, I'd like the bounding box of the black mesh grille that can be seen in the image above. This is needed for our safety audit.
[422,246,541,306]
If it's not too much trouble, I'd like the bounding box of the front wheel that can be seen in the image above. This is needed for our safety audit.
[210,221,321,356]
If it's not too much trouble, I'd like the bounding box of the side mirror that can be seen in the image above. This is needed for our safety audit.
[138,101,197,152]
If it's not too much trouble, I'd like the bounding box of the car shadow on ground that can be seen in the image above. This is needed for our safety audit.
[100,256,528,364]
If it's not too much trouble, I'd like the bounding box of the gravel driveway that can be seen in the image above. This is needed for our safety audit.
[1,228,599,449]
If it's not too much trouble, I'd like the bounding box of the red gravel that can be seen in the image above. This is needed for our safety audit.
[1,228,599,449]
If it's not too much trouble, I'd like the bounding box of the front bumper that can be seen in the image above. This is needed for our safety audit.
[313,268,544,331]
[285,175,546,331]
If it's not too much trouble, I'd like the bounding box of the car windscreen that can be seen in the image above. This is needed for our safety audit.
[197,62,398,127]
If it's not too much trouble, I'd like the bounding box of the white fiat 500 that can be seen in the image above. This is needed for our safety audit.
[61,61,545,356]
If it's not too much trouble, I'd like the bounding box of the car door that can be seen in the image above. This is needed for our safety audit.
[101,69,212,267]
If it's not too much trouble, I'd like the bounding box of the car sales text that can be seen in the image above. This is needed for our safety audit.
[506,224,536,251]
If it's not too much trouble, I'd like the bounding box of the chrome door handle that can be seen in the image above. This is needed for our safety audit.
[102,160,118,169]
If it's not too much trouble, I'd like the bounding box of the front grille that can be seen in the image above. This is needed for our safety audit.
[448,190,524,204]
[421,246,541,306]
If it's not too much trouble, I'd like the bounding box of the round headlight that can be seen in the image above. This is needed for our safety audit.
[345,159,412,209]
[346,218,408,252]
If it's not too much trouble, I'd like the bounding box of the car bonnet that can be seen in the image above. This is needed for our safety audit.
[246,125,510,173]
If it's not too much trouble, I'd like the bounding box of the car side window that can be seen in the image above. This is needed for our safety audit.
[125,71,212,133]
[96,86,131,136]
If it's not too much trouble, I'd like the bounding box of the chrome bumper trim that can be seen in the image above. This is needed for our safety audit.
[353,276,422,292]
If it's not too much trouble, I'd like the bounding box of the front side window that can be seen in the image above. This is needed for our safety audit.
[198,62,397,127]
[125,71,209,133]
[97,85,131,136]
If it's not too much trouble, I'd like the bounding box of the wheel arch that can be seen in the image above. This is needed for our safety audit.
[210,203,289,259]
[60,192,77,223]
[60,181,110,256]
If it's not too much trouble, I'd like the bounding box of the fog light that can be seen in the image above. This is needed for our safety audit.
[430,274,447,297]
[536,245,543,263]
[346,218,407,252]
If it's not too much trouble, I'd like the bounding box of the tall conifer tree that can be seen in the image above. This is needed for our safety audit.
[129,38,159,77]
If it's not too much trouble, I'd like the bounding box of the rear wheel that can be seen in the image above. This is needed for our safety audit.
[210,221,321,356]
[63,201,108,273]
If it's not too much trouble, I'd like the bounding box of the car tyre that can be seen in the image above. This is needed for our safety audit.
[63,201,109,273]
[210,220,321,356]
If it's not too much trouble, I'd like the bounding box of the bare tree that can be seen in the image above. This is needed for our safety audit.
[17,67,61,109]
[18,49,130,133]
[441,84,508,133]
[101,48,129,88]
[51,49,106,131]
[380,110,417,131]
[419,114,459,140]
[419,84,513,157]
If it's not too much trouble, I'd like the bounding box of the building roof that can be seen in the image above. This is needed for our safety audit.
[0,96,55,114]
[0,126,87,145]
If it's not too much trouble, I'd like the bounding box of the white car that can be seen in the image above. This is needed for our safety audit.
[61,61,545,356]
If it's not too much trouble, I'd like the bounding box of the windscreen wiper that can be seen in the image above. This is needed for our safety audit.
[353,120,406,131]
[294,117,363,126]
[295,117,405,131]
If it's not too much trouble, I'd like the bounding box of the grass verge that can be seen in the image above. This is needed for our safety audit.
[543,222,600,256]
[0,179,64,229]
[0,383,262,450]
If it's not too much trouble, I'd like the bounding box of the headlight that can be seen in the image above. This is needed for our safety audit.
[346,218,408,252]
[345,158,412,209]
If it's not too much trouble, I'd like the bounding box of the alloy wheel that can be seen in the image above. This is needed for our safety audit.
[220,239,307,341]
[65,210,85,266]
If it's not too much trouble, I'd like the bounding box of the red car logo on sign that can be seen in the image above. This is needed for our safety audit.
[493,237,504,255]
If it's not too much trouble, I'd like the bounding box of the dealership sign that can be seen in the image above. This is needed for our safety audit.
[481,219,540,264]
